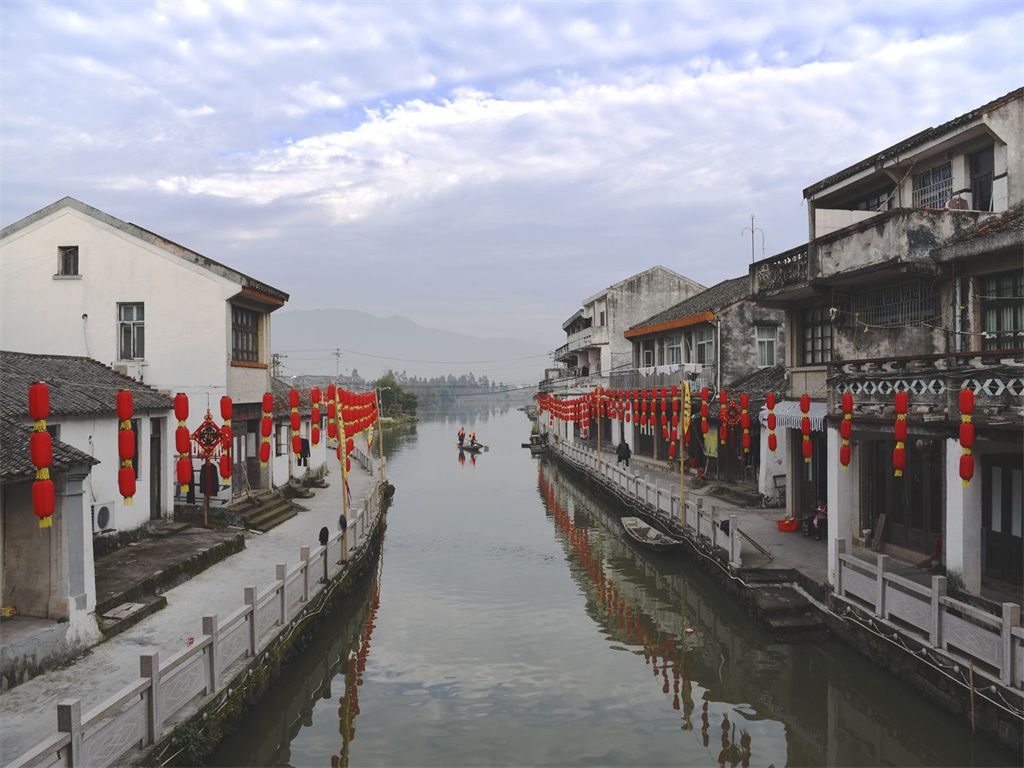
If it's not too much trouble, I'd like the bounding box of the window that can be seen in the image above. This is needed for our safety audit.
[232,306,261,363]
[756,326,776,367]
[642,344,654,367]
[666,335,682,365]
[912,162,952,209]
[58,246,79,276]
[851,279,938,328]
[853,186,893,212]
[980,270,1024,350]
[970,147,994,212]
[695,327,715,365]
[118,303,145,360]
[45,424,61,441]
[802,307,832,365]
[599,311,605,326]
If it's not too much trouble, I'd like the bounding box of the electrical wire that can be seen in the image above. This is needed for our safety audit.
[273,347,553,364]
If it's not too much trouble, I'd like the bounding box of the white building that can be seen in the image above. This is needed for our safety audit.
[0,197,290,507]
[551,266,705,386]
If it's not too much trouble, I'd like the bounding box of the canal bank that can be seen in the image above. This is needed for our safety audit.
[210,411,1018,766]
[3,447,390,768]
[545,436,1024,756]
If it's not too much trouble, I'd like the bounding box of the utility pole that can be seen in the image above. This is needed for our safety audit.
[271,352,286,379]
[741,214,766,264]
[333,348,342,380]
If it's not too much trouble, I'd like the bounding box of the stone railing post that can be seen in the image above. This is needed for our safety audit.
[140,652,161,746]
[244,586,257,655]
[728,515,740,567]
[300,547,311,602]
[834,540,845,596]
[875,554,888,619]
[710,505,718,548]
[57,700,82,767]
[202,615,219,694]
[930,576,947,647]
[1001,602,1021,686]
[276,564,287,624]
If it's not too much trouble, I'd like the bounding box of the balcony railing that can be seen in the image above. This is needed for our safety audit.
[827,350,1024,423]
[751,244,809,297]
[609,363,716,393]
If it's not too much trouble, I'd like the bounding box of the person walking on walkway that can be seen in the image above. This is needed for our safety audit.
[616,440,632,468]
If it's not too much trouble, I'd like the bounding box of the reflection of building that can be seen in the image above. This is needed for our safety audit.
[750,89,1023,592]
[0,197,289,504]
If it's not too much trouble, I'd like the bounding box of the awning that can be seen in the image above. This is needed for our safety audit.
[759,400,826,431]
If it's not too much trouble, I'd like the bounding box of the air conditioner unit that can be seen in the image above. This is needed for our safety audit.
[92,501,117,533]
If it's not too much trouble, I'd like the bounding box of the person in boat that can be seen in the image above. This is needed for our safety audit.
[458,426,465,446]
[616,440,631,467]
[469,431,480,447]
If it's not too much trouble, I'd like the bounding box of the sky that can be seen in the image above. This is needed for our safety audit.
[2,0,1022,349]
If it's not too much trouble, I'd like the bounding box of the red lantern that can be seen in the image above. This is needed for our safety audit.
[290,412,301,431]
[221,424,233,444]
[801,416,811,437]
[959,388,974,416]
[311,387,322,405]
[840,444,851,467]
[176,457,191,486]
[220,396,233,421]
[220,453,232,479]
[30,428,53,469]
[839,419,852,440]
[668,443,677,458]
[894,419,908,442]
[959,454,974,484]
[327,421,337,439]
[766,392,775,410]
[175,426,189,454]
[261,417,272,438]
[29,382,50,422]
[118,466,136,500]
[893,444,906,476]
[118,429,135,461]
[312,426,321,444]
[174,393,189,422]
[33,479,55,521]
[799,394,812,464]
[742,432,751,450]
[259,441,271,464]
[116,390,133,422]
[262,392,274,413]
[799,393,810,412]
[292,435,302,456]
[802,439,813,461]
[289,389,300,408]
[767,413,776,430]
[767,433,777,452]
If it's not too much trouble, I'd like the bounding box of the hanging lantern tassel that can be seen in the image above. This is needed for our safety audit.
[740,394,750,453]
[800,393,812,464]
[220,396,233,480]
[959,388,974,487]
[29,382,54,528]
[840,393,853,469]
[117,389,135,504]
[174,392,191,492]
[766,392,777,453]
[893,391,908,478]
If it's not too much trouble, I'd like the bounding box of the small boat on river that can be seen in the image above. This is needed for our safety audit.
[458,442,487,453]
[621,516,684,552]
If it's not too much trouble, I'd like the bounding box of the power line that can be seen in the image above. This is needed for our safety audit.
[273,346,552,365]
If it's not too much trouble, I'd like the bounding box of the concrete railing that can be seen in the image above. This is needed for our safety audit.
[553,441,741,567]
[834,540,1024,689]
[10,468,388,768]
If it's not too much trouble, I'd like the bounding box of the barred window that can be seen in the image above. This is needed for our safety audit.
[802,307,832,365]
[980,271,1024,351]
[912,163,952,209]
[850,280,938,328]
[232,306,261,363]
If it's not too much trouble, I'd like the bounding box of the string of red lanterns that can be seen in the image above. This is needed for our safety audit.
[260,392,273,466]
[311,387,322,446]
[29,382,54,528]
[799,393,812,464]
[959,388,975,487]
[766,392,777,453]
[893,391,908,478]
[839,393,853,469]
[289,389,302,461]
[220,396,233,481]
[116,389,135,505]
[174,393,191,492]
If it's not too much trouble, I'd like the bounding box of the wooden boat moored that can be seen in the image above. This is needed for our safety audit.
[620,516,684,552]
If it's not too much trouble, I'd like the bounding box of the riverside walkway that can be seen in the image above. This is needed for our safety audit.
[0,455,380,766]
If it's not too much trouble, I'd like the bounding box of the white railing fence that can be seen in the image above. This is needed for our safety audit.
[552,441,742,567]
[11,472,388,768]
[834,540,1023,689]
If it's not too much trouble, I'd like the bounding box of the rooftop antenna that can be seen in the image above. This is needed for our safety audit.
[741,214,766,263]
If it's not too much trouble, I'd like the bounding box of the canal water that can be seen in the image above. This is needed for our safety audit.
[212,409,1017,767]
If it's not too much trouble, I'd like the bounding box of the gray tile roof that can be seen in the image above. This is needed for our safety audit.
[0,417,98,481]
[728,365,787,404]
[629,276,750,333]
[271,377,313,418]
[0,350,173,420]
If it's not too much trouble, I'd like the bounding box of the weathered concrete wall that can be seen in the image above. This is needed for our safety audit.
[719,301,786,386]
[986,99,1024,209]
[2,479,66,619]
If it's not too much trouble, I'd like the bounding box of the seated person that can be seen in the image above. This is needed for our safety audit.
[803,500,827,541]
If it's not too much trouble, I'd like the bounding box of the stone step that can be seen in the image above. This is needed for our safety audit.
[97,595,166,639]
[246,505,298,532]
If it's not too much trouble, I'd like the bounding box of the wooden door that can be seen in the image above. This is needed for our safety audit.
[983,456,1023,584]
[149,418,162,519]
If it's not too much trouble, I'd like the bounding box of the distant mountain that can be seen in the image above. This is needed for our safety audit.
[271,309,549,384]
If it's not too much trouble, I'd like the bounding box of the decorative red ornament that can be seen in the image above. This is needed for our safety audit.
[220,396,232,478]
[33,479,55,522]
[767,433,777,452]
[839,392,854,469]
[220,396,233,421]
[802,438,814,461]
[117,389,136,503]
[176,457,192,486]
[893,390,909,477]
[766,391,777,454]
[892,444,906,475]
[289,389,300,408]
[174,393,189,423]
[799,394,812,464]
[262,392,274,413]
[176,426,191,454]
[260,392,273,467]
[259,441,271,464]
[292,435,302,456]
[118,429,135,461]
[290,412,301,431]
[30,430,53,468]
[312,426,321,444]
[118,466,136,500]
[958,387,975,486]
[840,444,851,467]
[767,413,776,430]
[116,390,133,422]
[219,453,232,479]
[260,418,272,438]
[29,382,50,422]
